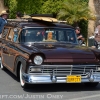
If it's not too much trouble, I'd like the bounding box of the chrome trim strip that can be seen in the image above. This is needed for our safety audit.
[29,64,100,67]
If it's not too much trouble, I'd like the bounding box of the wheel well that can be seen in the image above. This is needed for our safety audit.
[16,61,21,79]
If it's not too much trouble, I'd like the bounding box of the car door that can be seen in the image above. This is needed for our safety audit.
[1,27,10,67]
[2,27,15,71]
[6,28,20,71]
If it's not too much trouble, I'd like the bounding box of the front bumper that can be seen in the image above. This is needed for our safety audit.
[22,71,100,84]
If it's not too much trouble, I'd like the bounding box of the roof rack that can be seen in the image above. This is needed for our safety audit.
[21,15,31,19]
[58,20,67,23]
[30,14,58,22]
[30,14,53,17]
[7,14,58,23]
[32,17,58,22]
[7,19,28,22]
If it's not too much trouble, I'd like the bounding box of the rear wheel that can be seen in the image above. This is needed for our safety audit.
[20,64,28,88]
[84,82,99,87]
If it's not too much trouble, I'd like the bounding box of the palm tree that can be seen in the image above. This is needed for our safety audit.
[58,0,94,26]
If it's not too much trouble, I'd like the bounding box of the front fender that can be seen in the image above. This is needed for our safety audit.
[14,56,28,76]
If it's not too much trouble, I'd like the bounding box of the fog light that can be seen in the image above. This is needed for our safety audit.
[30,67,41,72]
[98,67,100,70]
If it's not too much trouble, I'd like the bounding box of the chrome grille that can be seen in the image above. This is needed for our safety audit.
[41,65,99,76]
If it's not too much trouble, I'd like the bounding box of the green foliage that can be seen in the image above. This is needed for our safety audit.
[4,0,43,18]
[41,0,64,17]
[5,0,64,18]
[4,0,17,18]
[9,0,17,18]
[4,0,9,6]
[79,19,88,40]
[79,0,89,3]
[58,0,90,40]
[58,0,90,25]
[17,0,43,15]
[4,0,89,39]
[4,0,89,19]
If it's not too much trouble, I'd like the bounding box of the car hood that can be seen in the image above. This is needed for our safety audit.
[29,43,96,59]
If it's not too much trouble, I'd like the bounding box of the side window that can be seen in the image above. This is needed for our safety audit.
[66,30,76,43]
[2,27,9,38]
[58,31,65,41]
[13,28,19,42]
[7,28,14,41]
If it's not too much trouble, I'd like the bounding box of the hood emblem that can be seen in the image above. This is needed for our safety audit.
[47,44,54,48]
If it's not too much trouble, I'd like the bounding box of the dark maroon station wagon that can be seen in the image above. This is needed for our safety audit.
[0,15,100,88]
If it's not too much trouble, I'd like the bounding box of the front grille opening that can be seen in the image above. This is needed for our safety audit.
[40,65,98,76]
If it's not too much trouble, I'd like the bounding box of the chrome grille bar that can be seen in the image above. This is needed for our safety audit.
[40,65,99,76]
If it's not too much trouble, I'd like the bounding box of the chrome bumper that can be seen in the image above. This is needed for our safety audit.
[22,71,100,84]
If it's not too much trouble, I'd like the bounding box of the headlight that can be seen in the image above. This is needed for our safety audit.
[34,55,43,65]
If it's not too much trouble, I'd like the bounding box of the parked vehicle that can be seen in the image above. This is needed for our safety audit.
[0,15,100,88]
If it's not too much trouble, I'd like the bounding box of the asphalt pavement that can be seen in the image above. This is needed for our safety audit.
[0,68,100,100]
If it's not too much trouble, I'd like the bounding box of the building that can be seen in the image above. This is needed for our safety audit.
[88,0,100,37]
[0,0,7,14]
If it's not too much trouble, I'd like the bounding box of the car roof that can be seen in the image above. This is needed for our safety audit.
[6,16,74,29]
[6,21,74,30]
[20,22,74,29]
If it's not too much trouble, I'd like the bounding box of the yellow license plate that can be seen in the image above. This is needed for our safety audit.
[67,75,81,83]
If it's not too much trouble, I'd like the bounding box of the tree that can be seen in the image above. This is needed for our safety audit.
[41,0,64,17]
[17,0,43,15]
[4,0,64,18]
[4,0,17,18]
[57,0,92,41]
[58,0,92,25]
[4,0,43,18]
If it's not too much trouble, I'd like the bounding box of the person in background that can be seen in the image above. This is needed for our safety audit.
[35,31,43,41]
[94,20,100,49]
[13,28,19,42]
[16,11,23,19]
[75,26,85,45]
[0,10,9,38]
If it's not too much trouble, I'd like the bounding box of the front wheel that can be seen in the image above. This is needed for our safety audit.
[20,64,28,88]
[0,57,5,70]
[84,82,99,87]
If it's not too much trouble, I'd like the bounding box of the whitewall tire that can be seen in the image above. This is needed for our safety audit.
[0,57,4,70]
[20,64,27,88]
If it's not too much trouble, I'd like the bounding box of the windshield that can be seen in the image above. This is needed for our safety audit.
[19,28,78,44]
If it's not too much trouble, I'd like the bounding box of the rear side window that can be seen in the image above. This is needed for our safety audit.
[2,27,9,38]
[13,28,20,42]
[7,28,14,41]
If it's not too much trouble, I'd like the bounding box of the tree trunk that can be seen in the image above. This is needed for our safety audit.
[88,0,96,37]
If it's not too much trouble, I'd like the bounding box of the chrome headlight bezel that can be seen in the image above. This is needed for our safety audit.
[33,55,43,65]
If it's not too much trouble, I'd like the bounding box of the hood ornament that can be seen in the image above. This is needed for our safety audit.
[46,44,54,48]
